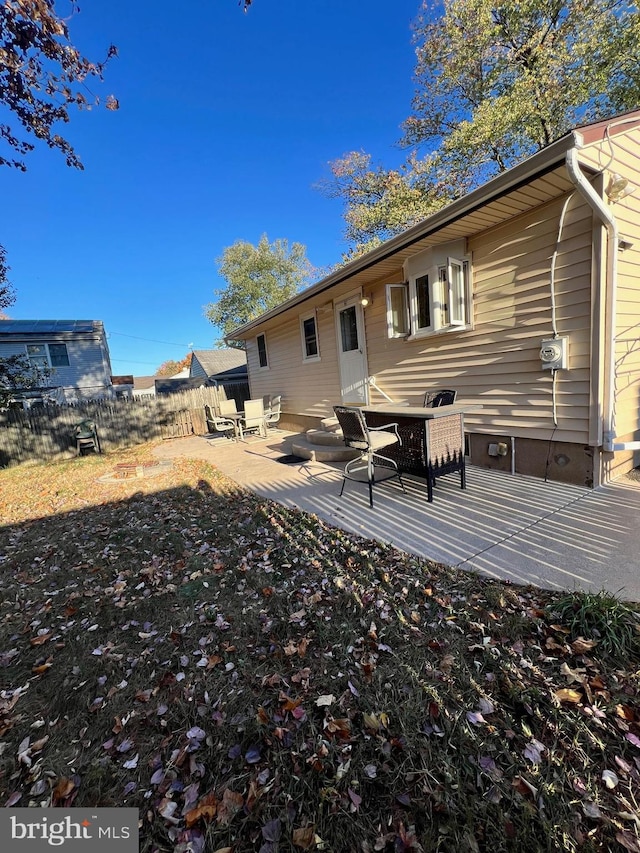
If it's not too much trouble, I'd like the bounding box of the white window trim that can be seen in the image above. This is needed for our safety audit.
[25,342,70,369]
[300,310,321,362]
[385,283,410,338]
[407,256,472,340]
[256,333,269,370]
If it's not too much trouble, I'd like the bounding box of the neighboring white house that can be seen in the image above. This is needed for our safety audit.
[0,319,115,405]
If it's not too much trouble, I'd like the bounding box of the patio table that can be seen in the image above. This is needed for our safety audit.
[223,410,245,442]
[360,403,482,502]
[224,408,268,441]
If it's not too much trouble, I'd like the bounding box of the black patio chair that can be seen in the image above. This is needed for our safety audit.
[423,389,457,408]
[74,419,101,455]
[333,405,405,507]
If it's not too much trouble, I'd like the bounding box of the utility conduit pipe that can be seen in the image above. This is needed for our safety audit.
[565,143,619,452]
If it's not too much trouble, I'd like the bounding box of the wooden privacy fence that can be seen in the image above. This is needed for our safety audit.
[0,384,250,469]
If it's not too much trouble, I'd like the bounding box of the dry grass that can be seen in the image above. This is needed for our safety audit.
[1,443,640,853]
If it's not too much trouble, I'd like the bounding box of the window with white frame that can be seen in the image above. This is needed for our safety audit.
[256,333,268,368]
[385,245,471,339]
[386,284,410,338]
[26,343,70,369]
[300,312,320,361]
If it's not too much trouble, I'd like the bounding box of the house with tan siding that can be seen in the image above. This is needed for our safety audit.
[228,110,640,488]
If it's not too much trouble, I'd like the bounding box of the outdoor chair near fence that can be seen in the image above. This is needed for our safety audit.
[204,404,235,439]
[219,399,238,417]
[333,405,405,508]
[74,419,101,456]
[240,399,268,440]
[264,394,282,428]
[423,389,457,408]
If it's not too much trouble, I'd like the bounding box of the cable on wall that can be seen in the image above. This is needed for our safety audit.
[549,191,575,338]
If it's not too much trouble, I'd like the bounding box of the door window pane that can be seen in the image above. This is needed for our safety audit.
[340,306,359,352]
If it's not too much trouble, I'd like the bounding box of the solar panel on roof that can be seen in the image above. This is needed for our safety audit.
[0,320,100,334]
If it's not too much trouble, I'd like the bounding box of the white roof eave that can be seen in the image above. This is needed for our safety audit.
[228,131,581,340]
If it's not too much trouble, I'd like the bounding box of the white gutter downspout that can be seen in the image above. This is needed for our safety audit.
[565,140,620,452]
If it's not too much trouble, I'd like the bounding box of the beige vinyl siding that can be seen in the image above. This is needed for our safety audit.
[363,195,594,443]
[245,295,344,418]
[241,190,595,445]
[578,126,640,447]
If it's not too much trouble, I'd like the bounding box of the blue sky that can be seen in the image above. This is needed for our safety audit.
[2,0,421,376]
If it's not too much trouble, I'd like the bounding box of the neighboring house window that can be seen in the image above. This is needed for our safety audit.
[49,343,70,367]
[26,344,48,370]
[256,333,268,368]
[26,343,70,368]
[300,312,320,361]
[386,254,470,339]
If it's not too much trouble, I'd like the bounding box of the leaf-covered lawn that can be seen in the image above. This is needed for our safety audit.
[1,445,639,853]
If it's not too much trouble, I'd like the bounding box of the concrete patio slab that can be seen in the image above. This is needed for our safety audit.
[153,432,640,601]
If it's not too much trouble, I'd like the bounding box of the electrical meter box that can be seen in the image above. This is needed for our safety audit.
[539,337,569,371]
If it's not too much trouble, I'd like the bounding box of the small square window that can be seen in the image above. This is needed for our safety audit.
[256,334,268,368]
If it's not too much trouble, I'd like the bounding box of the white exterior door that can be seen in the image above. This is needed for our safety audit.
[335,296,369,404]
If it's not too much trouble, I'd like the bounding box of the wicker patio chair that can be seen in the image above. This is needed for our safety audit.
[333,405,405,507]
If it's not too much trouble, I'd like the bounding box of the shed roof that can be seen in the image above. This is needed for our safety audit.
[192,349,247,377]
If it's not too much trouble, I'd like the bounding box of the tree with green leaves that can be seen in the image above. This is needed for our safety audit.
[405,0,640,179]
[0,246,14,319]
[205,235,313,344]
[317,150,455,260]
[322,0,640,258]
